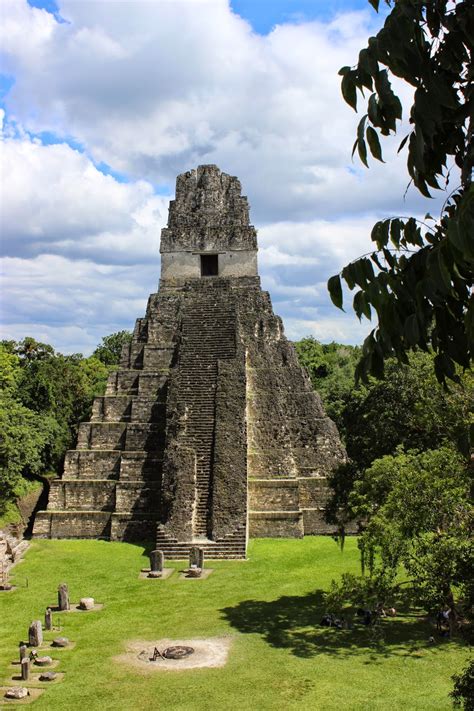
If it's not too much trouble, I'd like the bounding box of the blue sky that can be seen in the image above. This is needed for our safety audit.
[0,0,443,355]
[231,0,376,32]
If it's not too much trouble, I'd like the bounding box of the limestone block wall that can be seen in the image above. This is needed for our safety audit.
[34,288,180,543]
[248,479,300,511]
[160,250,258,280]
[249,511,303,538]
[63,451,121,479]
[34,511,112,539]
[237,284,346,537]
[48,481,116,511]
[119,452,162,482]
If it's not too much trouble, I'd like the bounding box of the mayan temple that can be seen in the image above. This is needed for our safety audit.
[34,165,346,558]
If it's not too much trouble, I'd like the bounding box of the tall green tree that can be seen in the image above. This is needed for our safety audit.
[93,330,132,366]
[349,446,473,613]
[0,340,109,515]
[294,338,360,432]
[328,1,473,384]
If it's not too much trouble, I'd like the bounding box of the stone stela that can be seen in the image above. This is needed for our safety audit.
[148,549,164,577]
[28,621,43,647]
[58,583,69,611]
[33,165,346,558]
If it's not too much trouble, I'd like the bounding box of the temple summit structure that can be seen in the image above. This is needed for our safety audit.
[34,165,346,558]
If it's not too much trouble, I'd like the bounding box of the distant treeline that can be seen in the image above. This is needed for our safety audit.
[0,332,132,513]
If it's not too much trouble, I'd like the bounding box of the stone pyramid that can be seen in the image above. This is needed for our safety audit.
[34,165,346,558]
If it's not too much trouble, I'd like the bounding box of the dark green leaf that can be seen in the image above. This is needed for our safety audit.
[366,126,384,161]
[397,133,410,153]
[437,245,452,290]
[404,314,420,346]
[354,290,372,320]
[389,219,401,248]
[341,71,357,111]
[357,137,369,168]
[328,274,344,310]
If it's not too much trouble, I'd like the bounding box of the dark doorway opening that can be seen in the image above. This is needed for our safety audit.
[201,254,218,276]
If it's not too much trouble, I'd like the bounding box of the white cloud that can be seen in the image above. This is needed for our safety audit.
[2,0,425,224]
[0,1,451,353]
[0,131,168,262]
[0,253,157,353]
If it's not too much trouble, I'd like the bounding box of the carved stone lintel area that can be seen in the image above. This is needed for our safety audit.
[33,165,347,559]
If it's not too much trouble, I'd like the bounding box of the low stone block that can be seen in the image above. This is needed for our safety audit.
[79,597,95,610]
[39,672,57,682]
[52,637,69,648]
[5,687,29,700]
[34,656,53,667]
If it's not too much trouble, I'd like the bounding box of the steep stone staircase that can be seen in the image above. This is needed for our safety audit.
[156,286,247,558]
[181,292,236,537]
[155,525,247,560]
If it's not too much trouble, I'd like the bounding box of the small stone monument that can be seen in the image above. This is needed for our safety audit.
[148,549,164,578]
[189,547,201,568]
[197,548,204,570]
[79,597,94,610]
[39,671,56,682]
[187,547,204,576]
[28,620,43,647]
[21,658,30,681]
[58,583,69,611]
[52,637,69,648]
[19,643,28,662]
[34,656,52,667]
[5,687,29,700]
[45,607,52,631]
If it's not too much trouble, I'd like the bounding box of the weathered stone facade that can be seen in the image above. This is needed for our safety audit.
[34,165,346,558]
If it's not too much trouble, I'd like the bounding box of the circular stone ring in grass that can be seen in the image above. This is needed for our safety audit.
[117,637,232,671]
[163,646,194,659]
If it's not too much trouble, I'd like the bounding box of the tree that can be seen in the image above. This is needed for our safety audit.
[14,337,55,362]
[341,351,471,468]
[0,394,61,507]
[314,347,472,528]
[451,659,474,711]
[331,446,473,617]
[93,330,132,366]
[0,339,109,515]
[295,339,471,469]
[328,1,473,384]
[294,338,360,432]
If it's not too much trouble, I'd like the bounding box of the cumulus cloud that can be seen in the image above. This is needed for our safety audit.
[1,0,428,223]
[0,0,451,353]
[0,253,157,353]
[0,130,167,263]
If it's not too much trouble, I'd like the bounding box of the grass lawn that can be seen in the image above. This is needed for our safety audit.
[1,537,469,710]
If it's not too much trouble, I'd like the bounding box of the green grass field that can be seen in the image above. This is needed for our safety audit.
[1,537,469,710]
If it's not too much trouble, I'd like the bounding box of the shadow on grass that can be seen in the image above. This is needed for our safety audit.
[221,590,458,660]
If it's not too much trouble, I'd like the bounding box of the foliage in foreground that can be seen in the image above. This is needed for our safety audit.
[329,0,473,384]
[295,338,471,466]
[295,337,473,677]
[351,446,473,614]
[451,659,474,711]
